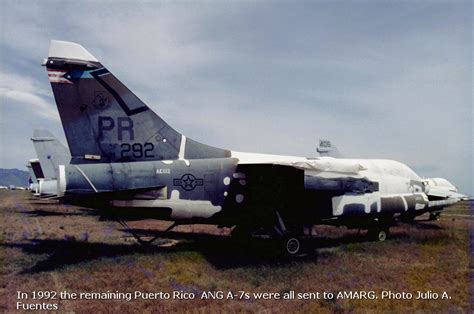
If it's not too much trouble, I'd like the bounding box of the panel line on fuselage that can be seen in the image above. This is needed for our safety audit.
[73,165,98,193]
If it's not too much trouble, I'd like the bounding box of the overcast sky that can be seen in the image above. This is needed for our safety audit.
[0,1,472,194]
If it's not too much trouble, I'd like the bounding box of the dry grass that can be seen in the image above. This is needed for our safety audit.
[0,190,471,312]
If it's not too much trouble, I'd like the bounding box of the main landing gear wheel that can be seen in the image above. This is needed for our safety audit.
[429,213,440,221]
[368,228,389,242]
[283,236,301,256]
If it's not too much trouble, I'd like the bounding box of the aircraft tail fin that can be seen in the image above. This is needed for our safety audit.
[29,159,44,180]
[317,139,342,158]
[44,40,229,164]
[31,130,70,180]
[26,162,37,182]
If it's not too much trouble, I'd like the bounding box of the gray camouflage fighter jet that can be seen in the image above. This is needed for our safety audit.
[30,129,70,197]
[27,159,44,195]
[42,40,466,255]
[26,161,39,193]
[317,139,341,158]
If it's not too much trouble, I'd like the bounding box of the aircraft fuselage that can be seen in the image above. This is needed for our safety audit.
[59,155,432,229]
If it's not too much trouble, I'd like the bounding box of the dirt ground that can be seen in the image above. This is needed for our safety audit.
[0,190,472,312]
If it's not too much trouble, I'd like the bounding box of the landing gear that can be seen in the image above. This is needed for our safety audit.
[231,210,305,256]
[274,210,304,256]
[368,227,389,242]
[117,219,177,245]
[230,225,253,244]
[429,213,440,221]
[283,235,301,256]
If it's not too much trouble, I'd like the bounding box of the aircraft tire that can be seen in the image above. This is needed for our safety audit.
[429,213,440,221]
[368,227,389,242]
[283,235,301,256]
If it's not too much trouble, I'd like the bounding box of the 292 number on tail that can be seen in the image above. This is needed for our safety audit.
[120,143,154,158]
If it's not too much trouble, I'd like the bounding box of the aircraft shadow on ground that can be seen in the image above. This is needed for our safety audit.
[401,220,444,230]
[1,233,323,274]
[116,228,415,268]
[3,240,164,274]
[3,221,443,274]
[19,209,97,217]
[27,200,62,205]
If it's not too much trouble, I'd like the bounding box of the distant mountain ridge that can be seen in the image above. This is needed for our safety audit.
[0,168,30,187]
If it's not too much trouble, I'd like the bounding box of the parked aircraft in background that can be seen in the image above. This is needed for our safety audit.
[40,40,466,255]
[421,178,468,220]
[27,159,44,195]
[30,130,70,197]
[26,162,38,193]
[317,139,341,158]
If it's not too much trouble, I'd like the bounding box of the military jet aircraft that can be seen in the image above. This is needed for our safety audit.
[26,162,38,193]
[317,139,341,158]
[30,129,70,197]
[421,178,468,221]
[42,40,466,255]
[27,158,44,195]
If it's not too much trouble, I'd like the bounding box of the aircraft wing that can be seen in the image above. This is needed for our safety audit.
[275,159,366,174]
[232,152,366,175]
[232,152,377,193]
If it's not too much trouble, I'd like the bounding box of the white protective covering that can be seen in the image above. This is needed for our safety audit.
[49,40,98,62]
[275,158,366,174]
[232,152,364,174]
[231,151,307,164]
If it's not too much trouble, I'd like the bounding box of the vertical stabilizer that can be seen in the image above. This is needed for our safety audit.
[26,163,37,182]
[31,130,70,179]
[317,139,342,158]
[29,159,44,179]
[44,40,230,164]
